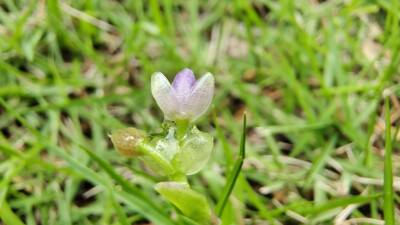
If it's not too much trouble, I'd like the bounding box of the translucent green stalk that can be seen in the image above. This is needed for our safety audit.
[176,119,190,140]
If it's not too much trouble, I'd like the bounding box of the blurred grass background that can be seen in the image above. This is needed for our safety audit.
[0,0,400,224]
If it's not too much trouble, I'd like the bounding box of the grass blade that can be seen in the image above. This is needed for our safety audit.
[384,97,394,224]
[0,161,26,225]
[212,106,233,167]
[305,135,337,187]
[78,144,159,208]
[215,112,246,217]
[0,99,174,225]
[296,193,382,215]
[0,200,25,225]
[108,187,129,225]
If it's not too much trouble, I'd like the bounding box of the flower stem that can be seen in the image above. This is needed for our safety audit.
[169,172,189,187]
[175,119,190,140]
[137,142,176,175]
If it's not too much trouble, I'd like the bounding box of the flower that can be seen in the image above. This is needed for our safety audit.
[151,68,214,122]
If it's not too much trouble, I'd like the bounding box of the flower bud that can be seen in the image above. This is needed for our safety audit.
[111,127,146,157]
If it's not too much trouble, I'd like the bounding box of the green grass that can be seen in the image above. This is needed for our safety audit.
[1,0,399,224]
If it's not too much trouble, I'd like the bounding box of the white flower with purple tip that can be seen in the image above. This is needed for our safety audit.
[151,68,214,122]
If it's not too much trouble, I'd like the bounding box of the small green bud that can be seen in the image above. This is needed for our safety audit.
[111,127,146,157]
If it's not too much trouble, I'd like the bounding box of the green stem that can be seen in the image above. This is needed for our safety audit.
[176,119,190,140]
[170,120,190,187]
[137,142,176,175]
[169,172,189,187]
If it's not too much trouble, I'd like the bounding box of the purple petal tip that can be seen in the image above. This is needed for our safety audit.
[172,68,196,91]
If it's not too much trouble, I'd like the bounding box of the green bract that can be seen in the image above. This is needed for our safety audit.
[155,182,217,225]
[172,126,213,175]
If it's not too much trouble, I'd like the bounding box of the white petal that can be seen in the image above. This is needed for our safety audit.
[183,72,214,121]
[151,72,177,119]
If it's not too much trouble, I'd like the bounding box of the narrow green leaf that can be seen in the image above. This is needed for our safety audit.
[0,160,26,225]
[296,193,382,215]
[149,0,166,35]
[384,97,394,225]
[212,106,233,167]
[259,122,331,135]
[305,136,337,187]
[392,124,400,146]
[78,144,158,208]
[108,187,129,225]
[0,99,174,225]
[0,200,25,225]
[364,102,378,167]
[240,175,274,224]
[215,113,246,217]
